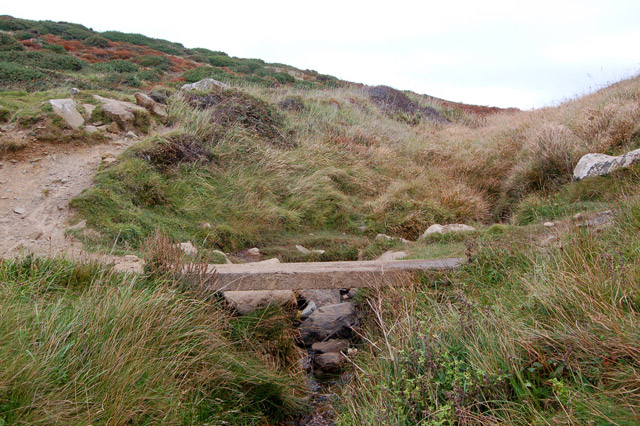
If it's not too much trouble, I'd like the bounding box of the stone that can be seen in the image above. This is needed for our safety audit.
[70,87,80,96]
[357,225,367,232]
[247,247,260,256]
[85,125,98,134]
[124,255,140,262]
[347,288,358,299]
[212,250,232,264]
[107,122,120,133]
[82,103,96,117]
[296,244,311,254]
[125,131,138,139]
[299,302,357,346]
[93,95,147,131]
[376,251,408,262]
[223,290,296,315]
[298,289,342,308]
[420,223,476,238]
[375,233,393,241]
[181,78,229,92]
[102,157,117,164]
[544,221,555,227]
[101,152,115,160]
[112,258,144,274]
[12,207,25,215]
[177,241,198,256]
[313,352,345,372]
[300,301,317,318]
[134,92,168,121]
[573,149,640,180]
[311,339,349,354]
[49,99,85,129]
[576,210,614,229]
[255,258,280,264]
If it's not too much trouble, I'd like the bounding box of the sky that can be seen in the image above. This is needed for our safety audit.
[3,0,640,109]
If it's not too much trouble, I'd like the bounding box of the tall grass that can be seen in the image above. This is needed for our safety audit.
[0,256,306,425]
[336,188,640,425]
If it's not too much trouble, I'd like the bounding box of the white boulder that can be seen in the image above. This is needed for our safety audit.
[420,224,476,238]
[573,149,640,180]
[180,78,229,92]
[223,290,296,315]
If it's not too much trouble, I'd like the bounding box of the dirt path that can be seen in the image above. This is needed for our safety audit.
[0,136,135,259]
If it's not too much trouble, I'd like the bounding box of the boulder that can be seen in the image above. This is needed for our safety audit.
[134,92,168,121]
[573,149,640,180]
[93,95,147,131]
[311,338,349,354]
[181,78,229,92]
[107,122,120,133]
[420,223,476,238]
[313,352,345,372]
[49,99,85,129]
[177,241,198,256]
[298,289,342,308]
[299,302,356,346]
[212,250,232,264]
[296,244,311,254]
[223,290,296,315]
[376,250,408,262]
[247,247,260,256]
[82,103,96,118]
[85,125,98,134]
[300,301,317,318]
[375,233,393,242]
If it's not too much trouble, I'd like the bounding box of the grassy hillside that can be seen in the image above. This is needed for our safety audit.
[336,164,640,425]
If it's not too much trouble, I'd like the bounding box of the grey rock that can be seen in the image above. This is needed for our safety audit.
[298,289,342,308]
[420,223,476,238]
[375,233,393,242]
[180,78,229,92]
[134,92,168,121]
[311,339,349,354]
[299,302,356,346]
[573,149,640,180]
[247,247,260,256]
[12,207,25,215]
[70,87,80,96]
[223,290,296,315]
[313,352,346,372]
[93,95,147,131]
[177,241,198,256]
[300,301,317,318]
[107,122,120,133]
[49,99,85,129]
[85,125,98,134]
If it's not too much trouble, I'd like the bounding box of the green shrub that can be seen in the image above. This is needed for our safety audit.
[0,61,46,83]
[137,70,161,82]
[94,59,139,73]
[0,15,30,31]
[101,31,186,55]
[0,51,85,71]
[182,66,219,83]
[208,54,234,67]
[0,33,24,52]
[42,43,66,54]
[83,34,110,48]
[133,54,171,71]
[273,72,295,84]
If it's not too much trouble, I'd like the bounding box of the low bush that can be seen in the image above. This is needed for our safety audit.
[101,31,187,55]
[0,33,24,51]
[0,50,85,71]
[82,34,110,48]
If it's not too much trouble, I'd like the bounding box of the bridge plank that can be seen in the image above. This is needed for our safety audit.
[207,258,465,291]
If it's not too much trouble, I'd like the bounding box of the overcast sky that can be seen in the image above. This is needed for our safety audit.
[4,0,640,109]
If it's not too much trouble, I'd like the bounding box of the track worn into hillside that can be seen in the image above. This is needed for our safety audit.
[0,136,135,258]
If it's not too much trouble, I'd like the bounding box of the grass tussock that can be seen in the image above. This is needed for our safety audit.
[0,254,306,425]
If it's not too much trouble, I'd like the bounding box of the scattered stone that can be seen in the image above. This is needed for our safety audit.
[101,152,115,160]
[107,122,120,133]
[299,302,357,346]
[49,99,85,129]
[112,258,144,274]
[311,339,349,354]
[70,87,80,96]
[375,233,393,241]
[247,247,260,256]
[313,352,345,372]
[93,95,147,131]
[298,289,342,308]
[300,301,317,318]
[124,255,140,262]
[575,210,615,229]
[357,225,367,232]
[296,244,311,254]
[420,223,476,238]
[12,207,25,215]
[543,221,555,227]
[134,92,168,121]
[376,250,408,262]
[212,249,232,264]
[573,149,640,180]
[85,125,98,134]
[125,131,138,139]
[180,78,229,92]
[93,121,103,126]
[177,241,198,256]
[223,290,296,315]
